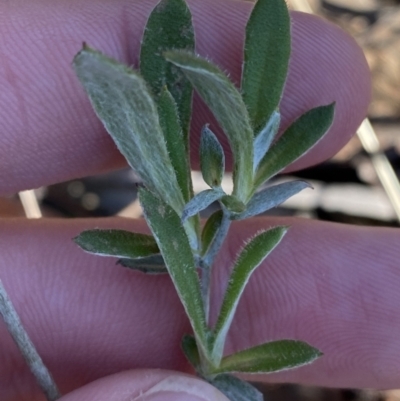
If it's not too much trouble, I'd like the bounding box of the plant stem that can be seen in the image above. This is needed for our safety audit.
[200,208,231,323]
[0,280,61,401]
[200,266,212,324]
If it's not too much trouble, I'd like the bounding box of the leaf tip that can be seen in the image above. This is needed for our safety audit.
[324,101,336,119]
[74,42,94,61]
[72,234,80,245]
[291,180,314,192]
[72,230,94,253]
[281,225,290,233]
[181,210,189,223]
[72,232,85,247]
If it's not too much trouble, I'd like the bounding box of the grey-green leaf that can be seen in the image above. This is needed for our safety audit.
[206,374,263,401]
[212,226,287,363]
[215,340,322,374]
[117,254,167,274]
[182,188,225,222]
[242,0,290,133]
[253,110,280,171]
[140,0,194,141]
[254,103,335,188]
[200,125,225,188]
[139,188,209,355]
[73,46,184,212]
[200,210,223,257]
[158,87,192,202]
[234,180,311,220]
[165,50,254,203]
[74,229,159,259]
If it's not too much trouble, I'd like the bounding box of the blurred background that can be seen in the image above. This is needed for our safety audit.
[2,0,400,399]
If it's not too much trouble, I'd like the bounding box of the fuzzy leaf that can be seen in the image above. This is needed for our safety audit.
[73,46,184,211]
[158,87,192,202]
[242,0,290,133]
[139,188,209,354]
[182,188,225,222]
[212,226,287,363]
[182,335,201,371]
[117,254,167,274]
[74,229,159,259]
[207,374,263,401]
[200,125,225,188]
[165,50,254,202]
[214,340,322,374]
[140,0,194,141]
[234,181,311,220]
[200,210,223,257]
[254,103,335,188]
[253,110,280,171]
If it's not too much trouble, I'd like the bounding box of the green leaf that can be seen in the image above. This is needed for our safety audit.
[139,188,209,355]
[74,229,159,259]
[140,0,194,141]
[73,46,184,212]
[182,188,225,222]
[158,87,192,202]
[212,226,287,363]
[242,0,290,133]
[200,210,223,257]
[165,51,254,203]
[117,254,167,274]
[200,125,225,188]
[206,374,263,401]
[220,195,245,214]
[182,335,201,371]
[253,110,280,171]
[254,103,335,188]
[214,340,322,374]
[234,180,311,220]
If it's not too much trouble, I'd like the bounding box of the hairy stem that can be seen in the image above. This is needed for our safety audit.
[200,208,231,323]
[0,280,61,401]
[200,266,212,325]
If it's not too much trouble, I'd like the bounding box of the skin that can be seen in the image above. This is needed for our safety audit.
[2,0,396,400]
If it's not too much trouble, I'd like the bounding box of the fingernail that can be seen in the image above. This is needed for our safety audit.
[132,375,229,401]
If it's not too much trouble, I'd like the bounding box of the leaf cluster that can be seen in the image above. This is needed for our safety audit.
[72,0,334,399]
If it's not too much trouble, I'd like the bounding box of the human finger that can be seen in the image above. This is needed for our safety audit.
[0,216,399,399]
[0,0,370,195]
[60,370,228,401]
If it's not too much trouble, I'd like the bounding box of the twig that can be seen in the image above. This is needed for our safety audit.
[0,280,60,401]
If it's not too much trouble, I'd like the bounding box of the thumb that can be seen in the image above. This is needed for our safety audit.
[60,369,230,401]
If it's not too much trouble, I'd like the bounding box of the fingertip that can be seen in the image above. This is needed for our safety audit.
[60,370,229,401]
